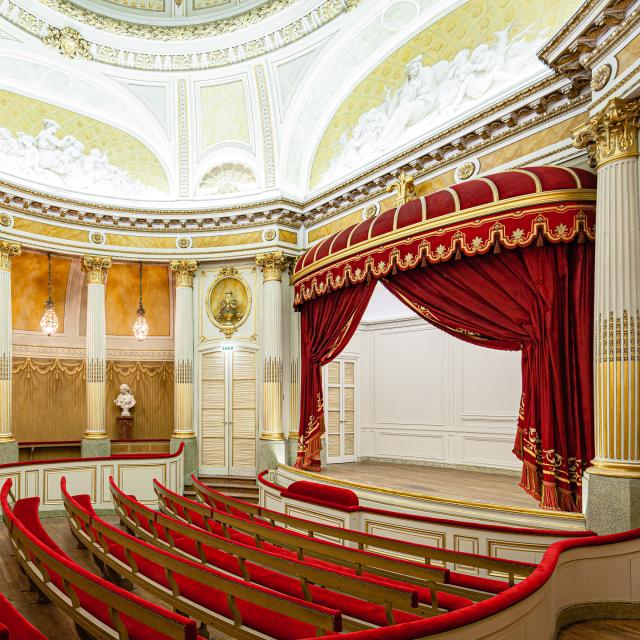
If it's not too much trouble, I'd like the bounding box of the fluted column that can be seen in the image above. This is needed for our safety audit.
[573,97,640,532]
[170,260,198,484]
[170,260,197,438]
[0,241,20,462]
[256,252,287,442]
[81,256,111,455]
[289,306,301,442]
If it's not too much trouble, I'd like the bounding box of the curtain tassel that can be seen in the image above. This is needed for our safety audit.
[577,230,585,244]
[366,271,371,283]
[493,240,501,254]
[344,277,350,288]
[536,231,544,248]
[420,255,427,268]
[454,248,461,261]
[392,264,398,275]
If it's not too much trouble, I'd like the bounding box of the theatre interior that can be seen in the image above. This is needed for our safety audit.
[2,0,640,638]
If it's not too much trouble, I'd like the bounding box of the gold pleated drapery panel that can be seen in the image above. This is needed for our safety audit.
[12,358,174,442]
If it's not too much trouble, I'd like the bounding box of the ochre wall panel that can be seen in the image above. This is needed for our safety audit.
[105,263,171,336]
[105,361,174,440]
[12,358,86,441]
[12,253,71,332]
[616,35,640,75]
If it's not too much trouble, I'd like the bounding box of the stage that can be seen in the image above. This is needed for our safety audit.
[275,461,588,531]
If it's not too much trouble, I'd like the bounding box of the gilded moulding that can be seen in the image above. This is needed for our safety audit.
[573,97,640,168]
[0,240,21,271]
[171,259,198,287]
[42,26,91,59]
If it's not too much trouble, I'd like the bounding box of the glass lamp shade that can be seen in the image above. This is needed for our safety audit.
[133,306,148,341]
[40,299,59,336]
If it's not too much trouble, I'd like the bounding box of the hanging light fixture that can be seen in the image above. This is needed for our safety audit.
[133,261,148,341]
[40,253,59,337]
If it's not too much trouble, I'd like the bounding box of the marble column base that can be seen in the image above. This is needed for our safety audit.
[257,439,286,472]
[585,471,640,534]
[81,437,110,458]
[286,437,298,466]
[171,436,197,487]
[0,440,18,464]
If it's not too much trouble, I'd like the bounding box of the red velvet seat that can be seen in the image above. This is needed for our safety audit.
[0,592,48,640]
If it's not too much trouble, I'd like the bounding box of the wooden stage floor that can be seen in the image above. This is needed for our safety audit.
[319,462,542,510]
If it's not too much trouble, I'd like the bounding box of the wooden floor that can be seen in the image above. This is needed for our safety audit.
[0,515,637,639]
[321,462,541,509]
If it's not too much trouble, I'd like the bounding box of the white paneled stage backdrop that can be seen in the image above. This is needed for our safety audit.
[338,286,522,471]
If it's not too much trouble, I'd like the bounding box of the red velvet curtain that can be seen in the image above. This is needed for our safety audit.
[294,281,376,471]
[382,242,594,512]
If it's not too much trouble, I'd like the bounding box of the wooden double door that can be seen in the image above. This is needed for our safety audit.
[199,347,257,476]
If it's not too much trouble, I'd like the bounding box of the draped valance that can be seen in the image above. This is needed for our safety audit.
[292,167,596,305]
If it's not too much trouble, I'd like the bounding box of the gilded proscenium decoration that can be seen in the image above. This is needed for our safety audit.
[591,64,612,91]
[573,98,640,168]
[0,241,20,271]
[386,171,416,208]
[207,268,251,339]
[81,256,111,284]
[43,27,92,60]
[256,251,288,282]
[171,259,198,288]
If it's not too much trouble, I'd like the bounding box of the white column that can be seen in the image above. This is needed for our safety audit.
[256,252,288,441]
[81,256,111,442]
[289,306,301,442]
[0,241,20,447]
[574,97,640,532]
[170,260,197,439]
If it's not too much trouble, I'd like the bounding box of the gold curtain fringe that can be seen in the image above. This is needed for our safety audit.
[107,360,173,381]
[13,357,85,379]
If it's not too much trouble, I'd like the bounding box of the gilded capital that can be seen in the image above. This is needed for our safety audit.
[256,251,288,282]
[81,255,111,285]
[0,241,21,271]
[171,259,198,288]
[572,98,640,168]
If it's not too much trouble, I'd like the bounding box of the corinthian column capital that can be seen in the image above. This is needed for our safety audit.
[573,97,640,168]
[256,251,291,282]
[81,255,111,284]
[0,241,20,271]
[171,259,198,288]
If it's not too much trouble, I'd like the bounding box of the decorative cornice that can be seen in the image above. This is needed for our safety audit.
[170,259,198,287]
[256,251,288,282]
[11,344,174,361]
[0,240,21,271]
[42,26,91,59]
[81,255,112,284]
[572,97,640,168]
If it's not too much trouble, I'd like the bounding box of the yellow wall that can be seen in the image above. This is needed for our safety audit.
[200,80,251,151]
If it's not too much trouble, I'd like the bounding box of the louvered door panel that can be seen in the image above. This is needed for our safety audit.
[201,351,226,468]
[232,350,256,469]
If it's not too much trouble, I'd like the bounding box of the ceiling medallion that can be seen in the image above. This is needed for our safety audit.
[591,64,613,91]
[176,236,192,249]
[263,229,277,242]
[362,202,380,220]
[207,268,251,339]
[43,26,92,59]
[455,160,479,181]
[89,231,106,244]
[0,213,12,227]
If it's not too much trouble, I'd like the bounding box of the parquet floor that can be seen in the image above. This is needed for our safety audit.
[558,619,640,639]
[321,462,541,509]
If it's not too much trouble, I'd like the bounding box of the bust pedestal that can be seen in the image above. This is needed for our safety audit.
[117,416,133,440]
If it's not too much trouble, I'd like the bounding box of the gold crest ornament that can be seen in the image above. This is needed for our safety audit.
[386,171,416,207]
[43,27,92,60]
[207,267,251,338]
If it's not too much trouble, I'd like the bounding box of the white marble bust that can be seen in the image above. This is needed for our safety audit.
[114,383,136,417]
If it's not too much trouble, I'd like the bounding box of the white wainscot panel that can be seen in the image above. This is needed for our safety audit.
[375,431,446,460]
[376,327,447,425]
[44,466,96,505]
[461,341,521,419]
[118,464,166,504]
[460,433,520,469]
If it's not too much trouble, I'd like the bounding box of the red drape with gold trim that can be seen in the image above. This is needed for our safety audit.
[381,242,594,512]
[294,281,376,471]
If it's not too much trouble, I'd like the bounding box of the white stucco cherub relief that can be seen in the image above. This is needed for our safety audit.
[321,26,547,185]
[114,383,136,417]
[0,119,163,198]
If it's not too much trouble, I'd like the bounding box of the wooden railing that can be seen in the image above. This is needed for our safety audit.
[155,481,514,604]
[0,479,196,640]
[110,478,429,624]
[192,477,535,585]
[62,478,342,638]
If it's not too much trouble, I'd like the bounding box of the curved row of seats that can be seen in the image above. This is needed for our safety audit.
[0,478,199,640]
[0,591,48,640]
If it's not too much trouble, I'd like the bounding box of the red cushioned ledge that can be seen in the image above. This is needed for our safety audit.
[282,481,359,508]
[0,592,48,640]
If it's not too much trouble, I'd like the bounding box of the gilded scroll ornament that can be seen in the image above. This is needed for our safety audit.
[206,268,251,338]
[81,255,111,284]
[43,27,92,60]
[386,171,416,207]
[170,259,198,288]
[572,98,640,168]
[256,251,288,282]
[0,241,21,271]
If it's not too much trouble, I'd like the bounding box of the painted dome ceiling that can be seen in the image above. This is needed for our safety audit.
[0,0,581,209]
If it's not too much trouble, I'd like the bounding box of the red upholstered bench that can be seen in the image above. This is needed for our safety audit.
[280,480,360,511]
[0,592,48,640]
